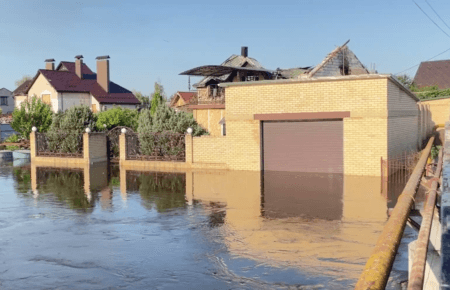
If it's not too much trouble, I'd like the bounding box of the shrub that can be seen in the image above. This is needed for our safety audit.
[47,105,96,153]
[5,134,19,143]
[11,96,53,139]
[96,107,139,131]
[5,145,20,151]
[149,104,207,136]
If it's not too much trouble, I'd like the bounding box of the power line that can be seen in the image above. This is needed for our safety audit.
[413,0,450,39]
[395,46,450,75]
[425,0,450,32]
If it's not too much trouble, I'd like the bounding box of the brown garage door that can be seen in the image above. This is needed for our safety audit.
[263,120,343,173]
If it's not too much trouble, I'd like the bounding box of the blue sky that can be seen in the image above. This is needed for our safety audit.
[2,0,450,97]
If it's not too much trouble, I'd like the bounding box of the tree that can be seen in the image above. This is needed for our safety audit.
[133,90,150,109]
[15,75,32,88]
[96,106,139,130]
[396,74,413,89]
[11,96,53,139]
[150,82,166,115]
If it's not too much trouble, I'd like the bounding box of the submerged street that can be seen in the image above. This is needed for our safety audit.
[0,162,415,289]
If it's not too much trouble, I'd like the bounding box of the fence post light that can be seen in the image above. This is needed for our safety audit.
[121,128,127,134]
[187,127,193,134]
[32,126,37,132]
[85,128,91,134]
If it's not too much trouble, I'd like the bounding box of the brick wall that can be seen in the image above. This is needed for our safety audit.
[422,97,450,127]
[387,80,420,158]
[224,77,395,175]
[192,135,227,165]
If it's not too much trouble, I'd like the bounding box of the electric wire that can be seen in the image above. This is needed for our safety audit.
[413,0,450,39]
[425,0,450,31]
[395,46,450,75]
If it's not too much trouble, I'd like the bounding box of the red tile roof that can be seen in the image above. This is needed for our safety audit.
[26,63,139,105]
[414,60,450,89]
[57,61,94,75]
[178,91,197,103]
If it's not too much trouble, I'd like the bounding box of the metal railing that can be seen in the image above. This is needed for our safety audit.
[408,147,443,290]
[355,136,435,290]
[36,132,83,158]
[125,132,185,162]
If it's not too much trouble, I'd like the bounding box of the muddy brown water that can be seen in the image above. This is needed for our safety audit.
[0,162,414,289]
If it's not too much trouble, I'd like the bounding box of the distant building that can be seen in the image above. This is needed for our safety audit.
[413,59,450,89]
[169,91,197,112]
[14,56,140,113]
[0,88,14,114]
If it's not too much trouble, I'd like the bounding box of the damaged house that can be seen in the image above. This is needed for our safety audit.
[179,40,370,136]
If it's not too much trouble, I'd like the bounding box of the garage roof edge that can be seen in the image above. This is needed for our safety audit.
[219,74,420,102]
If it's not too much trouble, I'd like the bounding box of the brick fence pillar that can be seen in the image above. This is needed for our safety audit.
[185,133,193,165]
[119,133,126,162]
[30,131,37,159]
[83,132,89,163]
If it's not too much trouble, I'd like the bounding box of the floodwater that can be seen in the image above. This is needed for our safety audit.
[0,162,411,289]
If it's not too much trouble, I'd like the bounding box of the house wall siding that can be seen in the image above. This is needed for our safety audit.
[59,92,91,111]
[0,88,14,113]
[14,95,28,109]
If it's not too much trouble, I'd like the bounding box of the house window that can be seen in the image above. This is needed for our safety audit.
[246,75,259,81]
[42,94,51,105]
[210,85,218,97]
[0,97,7,106]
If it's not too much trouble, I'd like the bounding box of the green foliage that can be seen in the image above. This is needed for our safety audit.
[5,134,19,143]
[11,96,53,139]
[149,104,207,136]
[15,75,32,88]
[431,145,442,160]
[47,105,96,153]
[0,108,2,115]
[137,109,153,134]
[396,74,413,89]
[138,173,186,212]
[13,167,31,194]
[133,90,150,109]
[150,82,165,116]
[96,107,139,130]
[5,145,20,151]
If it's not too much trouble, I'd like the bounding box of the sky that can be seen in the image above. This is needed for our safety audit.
[2,0,450,97]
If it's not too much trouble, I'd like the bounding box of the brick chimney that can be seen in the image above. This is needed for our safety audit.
[96,55,110,93]
[45,59,55,70]
[75,55,83,79]
[241,46,248,57]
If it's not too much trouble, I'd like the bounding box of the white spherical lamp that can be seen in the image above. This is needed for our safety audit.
[187,127,193,134]
[31,126,37,132]
[121,128,127,134]
[85,128,91,133]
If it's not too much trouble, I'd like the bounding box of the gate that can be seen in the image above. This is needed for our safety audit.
[106,126,134,162]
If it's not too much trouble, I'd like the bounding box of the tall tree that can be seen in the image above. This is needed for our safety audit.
[15,75,33,88]
[133,90,150,109]
[150,82,166,116]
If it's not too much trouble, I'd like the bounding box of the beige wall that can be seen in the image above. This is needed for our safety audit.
[14,95,28,109]
[193,108,225,137]
[28,74,58,112]
[422,97,450,127]
[225,77,392,175]
[192,136,227,165]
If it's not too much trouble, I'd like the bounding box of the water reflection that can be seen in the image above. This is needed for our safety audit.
[7,162,400,289]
